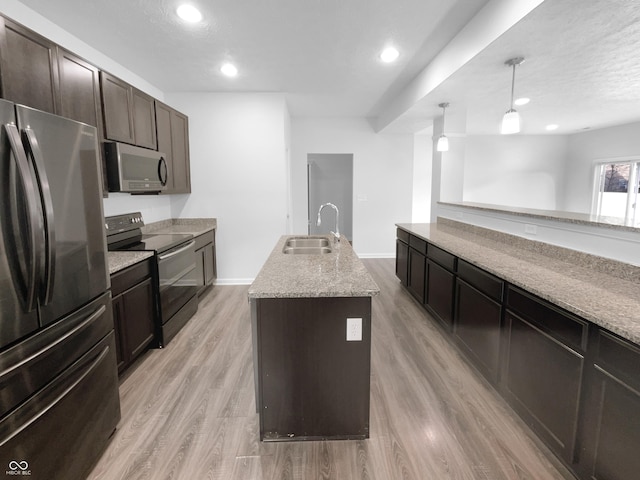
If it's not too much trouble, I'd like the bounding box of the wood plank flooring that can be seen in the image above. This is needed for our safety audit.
[89,259,574,480]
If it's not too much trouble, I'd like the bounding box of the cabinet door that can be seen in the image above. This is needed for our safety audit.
[407,248,426,303]
[203,242,215,285]
[579,330,640,480]
[395,239,409,286]
[122,277,155,360]
[503,311,584,463]
[0,17,59,114]
[57,48,107,194]
[100,71,135,144]
[454,279,502,383]
[57,49,102,128]
[112,295,127,372]
[426,259,455,329]
[156,101,191,193]
[170,109,191,193]
[132,88,156,149]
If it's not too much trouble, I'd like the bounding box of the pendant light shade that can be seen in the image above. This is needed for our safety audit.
[436,134,449,152]
[501,109,521,135]
[437,102,450,152]
[501,57,524,135]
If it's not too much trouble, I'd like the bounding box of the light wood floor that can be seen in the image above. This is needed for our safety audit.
[89,259,574,480]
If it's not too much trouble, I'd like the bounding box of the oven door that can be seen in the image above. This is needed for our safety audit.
[157,240,198,324]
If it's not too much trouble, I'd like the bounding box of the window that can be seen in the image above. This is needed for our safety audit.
[594,160,640,226]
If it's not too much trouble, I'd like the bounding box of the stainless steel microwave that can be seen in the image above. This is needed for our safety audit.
[104,142,168,193]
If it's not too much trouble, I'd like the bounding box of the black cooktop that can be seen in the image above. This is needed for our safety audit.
[125,233,194,254]
[105,212,193,254]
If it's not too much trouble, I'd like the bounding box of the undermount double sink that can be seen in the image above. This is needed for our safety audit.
[282,236,332,255]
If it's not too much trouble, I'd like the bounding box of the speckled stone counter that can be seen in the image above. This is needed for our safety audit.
[142,218,216,237]
[440,201,640,233]
[396,220,640,345]
[108,251,154,275]
[248,235,380,298]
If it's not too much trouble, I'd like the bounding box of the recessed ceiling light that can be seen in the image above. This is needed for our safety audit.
[221,63,238,77]
[514,97,530,106]
[380,47,399,63]
[545,124,559,131]
[177,4,202,23]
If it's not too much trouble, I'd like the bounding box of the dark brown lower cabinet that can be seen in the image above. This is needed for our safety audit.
[407,247,426,303]
[454,278,502,383]
[502,311,584,462]
[577,330,640,480]
[395,238,409,286]
[111,259,156,374]
[502,285,588,464]
[425,258,455,329]
[251,296,371,441]
[195,230,216,296]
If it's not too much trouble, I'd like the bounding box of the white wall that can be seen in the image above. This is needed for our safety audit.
[290,117,414,257]
[165,93,289,284]
[564,121,640,213]
[103,193,173,223]
[412,133,432,222]
[463,134,568,209]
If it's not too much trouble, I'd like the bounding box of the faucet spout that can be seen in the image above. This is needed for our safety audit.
[316,203,340,242]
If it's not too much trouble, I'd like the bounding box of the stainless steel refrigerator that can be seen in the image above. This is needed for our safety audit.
[0,99,120,479]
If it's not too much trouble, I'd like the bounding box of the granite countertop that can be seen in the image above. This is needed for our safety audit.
[142,218,217,237]
[396,222,640,346]
[248,235,380,299]
[108,251,154,275]
[439,201,640,233]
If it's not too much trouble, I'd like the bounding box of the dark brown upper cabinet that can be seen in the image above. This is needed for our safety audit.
[100,71,156,149]
[132,89,157,149]
[100,71,135,144]
[155,100,191,193]
[0,17,60,114]
[57,48,107,194]
[57,48,102,130]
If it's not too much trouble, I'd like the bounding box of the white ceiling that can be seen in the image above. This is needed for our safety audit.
[17,0,488,117]
[388,0,640,135]
[16,0,640,134]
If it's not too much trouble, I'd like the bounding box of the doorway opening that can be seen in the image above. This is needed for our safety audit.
[307,154,353,242]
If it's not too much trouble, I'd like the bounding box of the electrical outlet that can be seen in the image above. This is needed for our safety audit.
[346,318,362,341]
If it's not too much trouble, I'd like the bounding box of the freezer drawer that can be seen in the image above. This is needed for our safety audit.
[0,292,113,418]
[0,330,120,480]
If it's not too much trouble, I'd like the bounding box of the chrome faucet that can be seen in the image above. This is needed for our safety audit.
[316,203,340,242]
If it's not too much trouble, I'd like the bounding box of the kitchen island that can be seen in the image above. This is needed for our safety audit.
[248,235,379,441]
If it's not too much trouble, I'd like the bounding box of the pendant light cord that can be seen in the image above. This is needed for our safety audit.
[509,63,516,110]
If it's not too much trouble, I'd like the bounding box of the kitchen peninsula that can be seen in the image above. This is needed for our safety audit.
[248,235,379,441]
[395,218,640,480]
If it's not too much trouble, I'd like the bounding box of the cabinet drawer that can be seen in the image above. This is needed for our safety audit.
[409,235,427,255]
[506,286,588,351]
[594,330,640,392]
[111,259,152,297]
[428,244,456,271]
[457,260,503,302]
[194,229,215,250]
[396,228,410,244]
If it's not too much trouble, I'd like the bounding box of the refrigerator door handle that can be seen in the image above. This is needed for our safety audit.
[4,123,41,312]
[22,128,56,305]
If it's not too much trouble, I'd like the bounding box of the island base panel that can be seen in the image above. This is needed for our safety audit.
[254,296,371,441]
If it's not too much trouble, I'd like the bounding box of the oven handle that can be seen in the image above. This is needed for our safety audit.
[157,240,195,262]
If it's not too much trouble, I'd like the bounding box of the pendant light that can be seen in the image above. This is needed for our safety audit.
[436,102,450,152]
[501,57,524,135]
